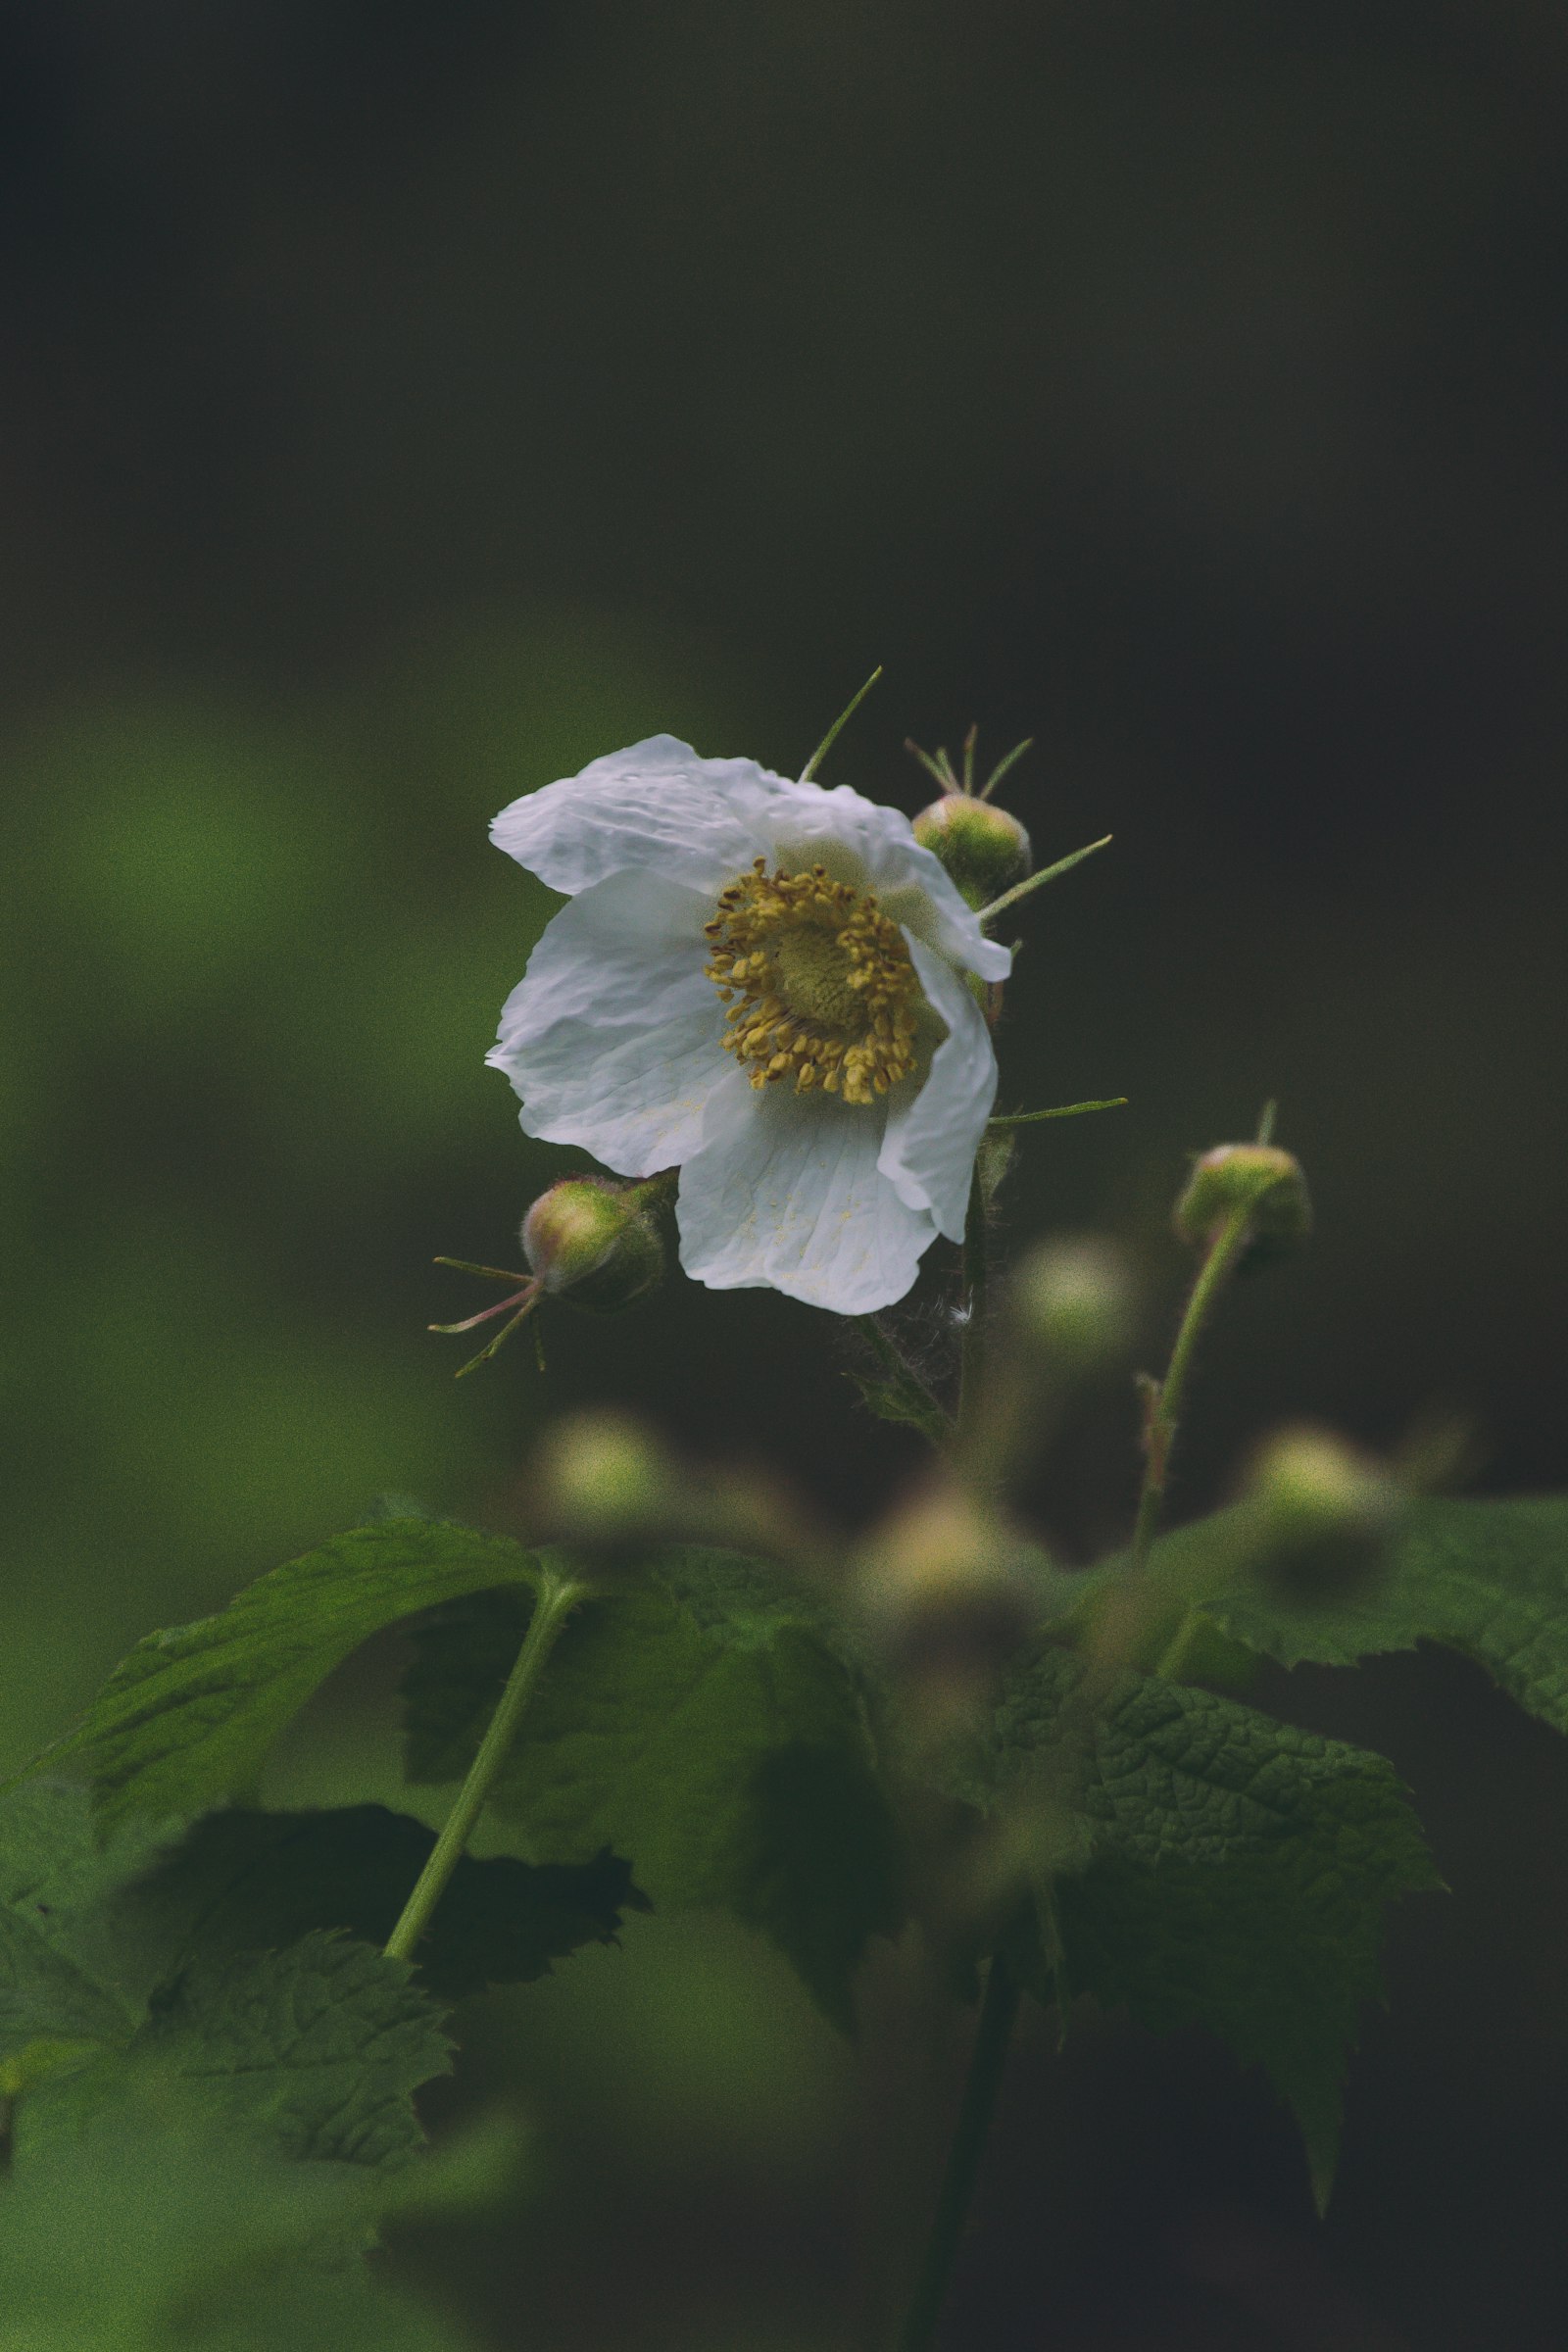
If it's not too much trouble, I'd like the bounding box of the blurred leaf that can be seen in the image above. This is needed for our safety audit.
[956,1646,1440,2204]
[0,1785,187,2066]
[20,1931,451,2177]
[3,1521,541,1826]
[1195,1494,1568,1728]
[403,1551,904,2029]
[0,2087,477,2350]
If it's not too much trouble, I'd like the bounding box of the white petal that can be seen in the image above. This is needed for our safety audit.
[676,1071,936,1313]
[879,938,999,1241]
[487,872,728,1174]
[490,736,785,897]
[760,777,1011,983]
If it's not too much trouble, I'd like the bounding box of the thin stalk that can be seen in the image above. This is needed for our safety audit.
[975,834,1111,926]
[1127,1201,1253,1575]
[802,665,883,781]
[385,1566,584,1964]
[977,736,1032,802]
[899,1951,1022,2352]
[988,1096,1126,1129]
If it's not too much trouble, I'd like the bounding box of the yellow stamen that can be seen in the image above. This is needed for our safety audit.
[704,858,921,1105]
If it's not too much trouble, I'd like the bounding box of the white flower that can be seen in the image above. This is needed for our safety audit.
[487,736,1011,1314]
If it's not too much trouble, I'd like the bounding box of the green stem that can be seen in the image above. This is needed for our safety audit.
[801,664,883,780]
[987,1097,1127,1129]
[1152,1605,1202,1682]
[974,834,1112,926]
[899,1951,1022,2352]
[955,1166,989,1454]
[384,1565,584,1965]
[1128,1201,1253,1575]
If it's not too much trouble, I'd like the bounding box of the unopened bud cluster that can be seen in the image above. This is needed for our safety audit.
[536,1408,671,1544]
[855,1483,1042,1731]
[1014,1235,1137,1371]
[521,1177,665,1312]
[1174,1143,1312,1266]
[913,795,1032,910]
[1247,1423,1398,1598]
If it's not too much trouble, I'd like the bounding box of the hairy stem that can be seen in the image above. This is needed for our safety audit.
[1128,1201,1253,1574]
[955,1165,990,1454]
[384,1565,584,1964]
[899,1951,1022,2352]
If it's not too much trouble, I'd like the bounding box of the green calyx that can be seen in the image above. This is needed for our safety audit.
[521,1177,666,1313]
[913,794,1033,910]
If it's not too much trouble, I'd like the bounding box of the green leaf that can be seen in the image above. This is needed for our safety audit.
[1184,1495,1568,1728]
[19,1931,452,2176]
[0,2089,480,2350]
[960,1647,1440,2202]
[2,1519,540,1826]
[132,1803,639,2000]
[0,1784,187,2066]
[2,1786,627,2115]
[403,1550,904,2029]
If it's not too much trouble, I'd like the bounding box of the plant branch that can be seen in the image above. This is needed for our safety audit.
[384,1564,584,1964]
[899,1951,1022,2352]
[1128,1201,1254,1575]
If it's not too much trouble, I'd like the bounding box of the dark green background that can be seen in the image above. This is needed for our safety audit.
[3,5,1565,2344]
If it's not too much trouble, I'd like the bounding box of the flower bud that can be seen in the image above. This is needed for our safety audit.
[912,795,1032,910]
[1246,1422,1399,1600]
[1173,1143,1312,1265]
[1013,1235,1137,1372]
[534,1408,672,1550]
[520,1177,664,1313]
[855,1482,1043,1729]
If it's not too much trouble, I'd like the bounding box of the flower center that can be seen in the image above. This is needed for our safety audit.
[704,859,921,1104]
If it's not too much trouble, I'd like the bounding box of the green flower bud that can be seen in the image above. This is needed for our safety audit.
[1172,1143,1312,1265]
[535,1408,672,1552]
[912,794,1032,910]
[1247,1422,1399,1599]
[1013,1236,1137,1371]
[855,1483,1043,1727]
[521,1177,665,1313]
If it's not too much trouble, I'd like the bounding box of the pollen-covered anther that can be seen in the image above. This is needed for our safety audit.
[704,861,922,1106]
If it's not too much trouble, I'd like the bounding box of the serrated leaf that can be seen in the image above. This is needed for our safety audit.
[403,1550,904,2029]
[2,1519,540,1826]
[0,2087,478,2350]
[1179,1494,1568,1727]
[0,1784,187,2066]
[2,1786,625,2124]
[961,1646,1440,2202]
[19,1931,452,2175]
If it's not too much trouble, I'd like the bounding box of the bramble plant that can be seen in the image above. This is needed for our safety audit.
[3,697,1565,2350]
